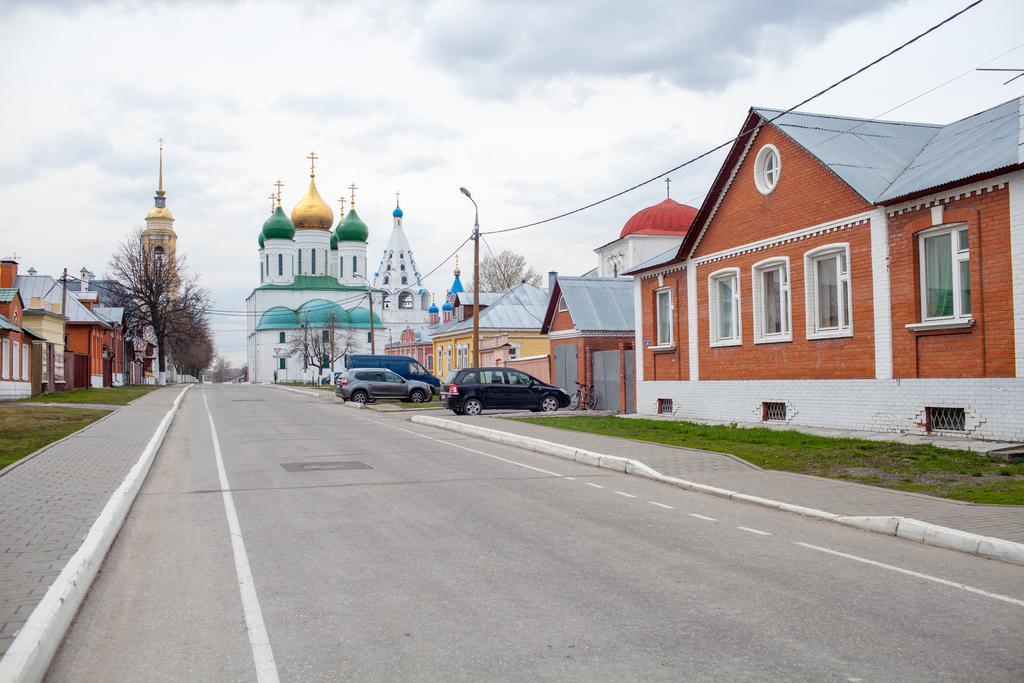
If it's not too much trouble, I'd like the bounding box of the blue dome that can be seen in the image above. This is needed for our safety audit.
[442,301,453,312]
[393,204,403,218]
[428,302,439,314]
[347,307,383,328]
[256,306,300,331]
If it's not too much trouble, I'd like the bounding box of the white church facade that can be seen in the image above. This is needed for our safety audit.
[245,157,432,383]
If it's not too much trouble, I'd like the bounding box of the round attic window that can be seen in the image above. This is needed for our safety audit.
[753,144,781,195]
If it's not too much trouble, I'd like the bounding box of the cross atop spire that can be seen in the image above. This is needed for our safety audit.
[348,183,358,210]
[307,150,318,177]
[274,179,284,207]
[665,177,671,199]
[267,191,275,213]
[156,138,166,198]
[395,190,401,206]
[337,196,347,216]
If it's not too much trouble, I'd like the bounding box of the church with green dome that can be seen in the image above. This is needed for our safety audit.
[246,154,432,383]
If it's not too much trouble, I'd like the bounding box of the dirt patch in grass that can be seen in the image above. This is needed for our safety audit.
[0,405,111,469]
[20,385,161,406]
[517,416,1024,505]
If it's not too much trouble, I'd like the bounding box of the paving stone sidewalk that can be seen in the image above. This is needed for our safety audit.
[0,387,183,657]
[444,415,1024,545]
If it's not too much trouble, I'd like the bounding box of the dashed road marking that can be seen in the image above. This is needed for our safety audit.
[689,513,717,522]
[614,491,637,498]
[737,526,771,536]
[649,502,675,509]
[586,483,605,489]
[795,542,1024,608]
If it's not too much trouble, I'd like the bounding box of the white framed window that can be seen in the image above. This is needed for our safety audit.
[653,287,673,347]
[509,343,520,360]
[753,144,781,195]
[557,296,568,312]
[917,223,971,324]
[752,258,791,343]
[22,343,28,380]
[708,268,741,346]
[1,338,8,378]
[804,244,853,339]
[12,341,20,380]
[298,250,303,274]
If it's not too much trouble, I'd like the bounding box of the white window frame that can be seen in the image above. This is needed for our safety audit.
[753,144,781,195]
[557,296,568,312]
[911,223,972,330]
[653,286,674,348]
[12,340,20,380]
[22,343,29,380]
[708,267,742,347]
[804,243,853,340]
[1,338,8,378]
[752,257,792,344]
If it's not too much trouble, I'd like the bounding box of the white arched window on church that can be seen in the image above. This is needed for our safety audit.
[382,296,391,310]
[154,245,165,271]
[399,292,413,309]
[401,275,408,285]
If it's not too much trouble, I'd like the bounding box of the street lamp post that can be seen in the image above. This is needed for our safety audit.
[460,187,480,368]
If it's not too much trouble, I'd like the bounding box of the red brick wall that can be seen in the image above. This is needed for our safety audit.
[691,124,872,258]
[695,227,876,380]
[550,306,575,332]
[888,189,1015,378]
[640,272,688,381]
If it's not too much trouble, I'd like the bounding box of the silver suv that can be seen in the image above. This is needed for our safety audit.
[335,368,433,404]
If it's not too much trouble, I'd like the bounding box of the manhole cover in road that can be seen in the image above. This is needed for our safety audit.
[280,461,373,472]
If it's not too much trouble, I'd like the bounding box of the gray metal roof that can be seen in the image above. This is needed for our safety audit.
[557,277,634,332]
[14,274,106,325]
[623,247,679,276]
[454,292,503,307]
[93,306,125,325]
[754,97,1023,203]
[447,282,548,333]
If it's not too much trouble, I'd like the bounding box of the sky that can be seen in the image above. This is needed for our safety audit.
[1,0,1021,365]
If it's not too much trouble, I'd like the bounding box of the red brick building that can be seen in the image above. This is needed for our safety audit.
[629,98,1024,442]
[0,258,43,399]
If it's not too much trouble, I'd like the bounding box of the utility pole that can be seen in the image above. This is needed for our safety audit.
[60,267,68,346]
[460,187,480,368]
[367,283,376,354]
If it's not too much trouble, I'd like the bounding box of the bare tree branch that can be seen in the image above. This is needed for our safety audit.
[475,249,542,292]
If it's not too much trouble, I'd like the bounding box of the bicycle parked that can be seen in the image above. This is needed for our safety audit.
[569,380,599,411]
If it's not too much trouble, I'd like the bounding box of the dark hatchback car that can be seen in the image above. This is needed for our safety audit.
[441,367,570,415]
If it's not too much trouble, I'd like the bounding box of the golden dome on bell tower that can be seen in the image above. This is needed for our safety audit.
[290,151,334,231]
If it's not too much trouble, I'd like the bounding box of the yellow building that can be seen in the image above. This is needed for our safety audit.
[430,278,550,379]
[142,140,177,270]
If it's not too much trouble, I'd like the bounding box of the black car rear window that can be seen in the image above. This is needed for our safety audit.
[459,371,479,384]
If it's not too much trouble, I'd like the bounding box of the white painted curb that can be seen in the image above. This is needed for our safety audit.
[340,400,365,409]
[258,383,323,398]
[0,385,192,683]
[410,415,1024,567]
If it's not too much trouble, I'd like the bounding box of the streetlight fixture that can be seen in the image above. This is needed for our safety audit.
[460,187,481,368]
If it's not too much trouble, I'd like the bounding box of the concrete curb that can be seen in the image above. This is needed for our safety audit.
[410,415,1024,567]
[257,383,323,398]
[340,400,365,409]
[0,385,192,683]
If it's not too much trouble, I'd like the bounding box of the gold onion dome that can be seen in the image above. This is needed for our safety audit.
[291,177,333,231]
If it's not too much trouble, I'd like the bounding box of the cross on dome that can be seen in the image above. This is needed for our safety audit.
[274,180,284,206]
[349,183,358,210]
[337,196,347,215]
[267,192,275,213]
[307,151,318,177]
[665,177,671,198]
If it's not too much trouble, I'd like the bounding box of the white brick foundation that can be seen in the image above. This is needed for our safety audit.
[637,378,1024,443]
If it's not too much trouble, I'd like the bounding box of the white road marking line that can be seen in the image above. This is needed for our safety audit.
[649,502,675,509]
[563,476,577,480]
[202,392,280,683]
[795,542,1024,608]
[614,491,637,498]
[586,482,605,489]
[737,526,771,536]
[379,420,566,477]
[689,513,717,522]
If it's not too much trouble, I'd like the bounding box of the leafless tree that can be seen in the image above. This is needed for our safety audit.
[287,313,356,381]
[211,355,232,383]
[108,228,211,383]
[476,249,542,292]
[168,309,215,379]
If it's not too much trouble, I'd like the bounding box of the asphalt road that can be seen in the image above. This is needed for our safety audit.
[47,384,1024,681]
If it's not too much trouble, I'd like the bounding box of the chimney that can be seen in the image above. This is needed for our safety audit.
[27,266,37,276]
[547,271,557,293]
[0,256,18,289]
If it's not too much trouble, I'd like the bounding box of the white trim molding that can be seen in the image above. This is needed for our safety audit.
[687,259,699,381]
[1009,170,1024,378]
[751,256,793,345]
[708,266,742,348]
[869,208,893,379]
[906,319,975,332]
[804,242,854,341]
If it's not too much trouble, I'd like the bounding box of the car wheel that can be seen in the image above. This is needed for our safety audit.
[351,390,369,404]
[409,389,428,403]
[463,398,483,416]
[541,396,559,412]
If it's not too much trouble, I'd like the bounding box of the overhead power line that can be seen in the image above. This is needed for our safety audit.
[481,0,986,236]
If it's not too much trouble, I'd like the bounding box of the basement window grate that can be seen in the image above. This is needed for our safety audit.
[657,398,673,415]
[926,407,966,432]
[762,401,787,422]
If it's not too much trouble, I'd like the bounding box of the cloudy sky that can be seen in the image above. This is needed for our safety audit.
[1,0,1021,364]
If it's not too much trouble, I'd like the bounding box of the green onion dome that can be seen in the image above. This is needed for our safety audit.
[262,206,296,241]
[259,232,265,248]
[335,208,369,243]
[256,306,300,330]
[297,299,349,327]
[330,233,338,250]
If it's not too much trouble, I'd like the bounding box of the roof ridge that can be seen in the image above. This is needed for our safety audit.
[754,106,942,130]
